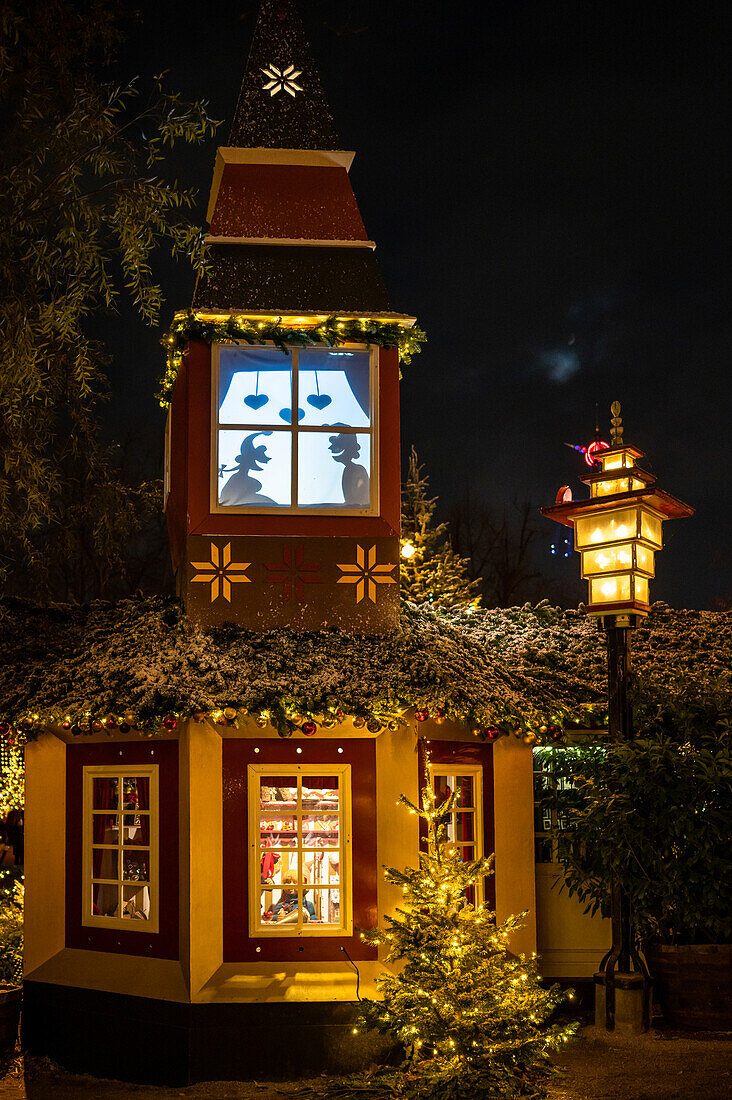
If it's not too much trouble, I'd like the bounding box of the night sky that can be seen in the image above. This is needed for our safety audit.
[107,0,730,610]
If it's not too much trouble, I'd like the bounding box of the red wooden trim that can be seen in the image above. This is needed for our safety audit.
[377,347,401,534]
[65,742,179,959]
[209,165,369,241]
[223,739,378,962]
[186,340,214,532]
[417,738,496,910]
[189,515,396,539]
[165,351,189,573]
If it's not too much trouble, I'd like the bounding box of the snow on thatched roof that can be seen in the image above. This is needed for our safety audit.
[0,597,728,741]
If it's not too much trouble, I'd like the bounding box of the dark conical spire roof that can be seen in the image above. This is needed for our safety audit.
[229,0,339,149]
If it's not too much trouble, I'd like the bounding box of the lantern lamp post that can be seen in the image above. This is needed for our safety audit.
[542,402,693,1032]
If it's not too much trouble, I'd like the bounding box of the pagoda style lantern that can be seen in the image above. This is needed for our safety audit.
[543,402,693,1034]
[543,403,693,621]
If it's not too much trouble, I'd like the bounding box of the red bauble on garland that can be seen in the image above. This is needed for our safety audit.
[163,715,178,731]
[301,721,317,737]
[414,709,430,723]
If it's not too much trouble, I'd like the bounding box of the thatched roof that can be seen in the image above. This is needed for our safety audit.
[0,597,728,741]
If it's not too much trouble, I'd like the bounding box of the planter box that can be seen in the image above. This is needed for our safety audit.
[0,984,22,1051]
[648,944,732,1030]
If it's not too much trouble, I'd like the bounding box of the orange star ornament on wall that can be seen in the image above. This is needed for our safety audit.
[190,542,252,602]
[336,544,396,604]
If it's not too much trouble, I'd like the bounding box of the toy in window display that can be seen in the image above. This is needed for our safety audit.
[264,873,315,924]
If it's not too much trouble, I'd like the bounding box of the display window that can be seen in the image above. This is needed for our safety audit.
[248,764,351,936]
[81,766,159,933]
[213,344,377,515]
[429,764,485,906]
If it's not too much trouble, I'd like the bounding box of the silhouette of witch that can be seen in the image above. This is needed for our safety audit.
[219,433,277,505]
[328,432,369,506]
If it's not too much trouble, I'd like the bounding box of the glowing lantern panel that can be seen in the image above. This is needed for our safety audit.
[542,411,693,619]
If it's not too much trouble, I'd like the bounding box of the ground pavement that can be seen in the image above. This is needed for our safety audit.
[0,1027,730,1099]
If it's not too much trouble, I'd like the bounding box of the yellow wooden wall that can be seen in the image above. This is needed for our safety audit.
[24,717,543,1002]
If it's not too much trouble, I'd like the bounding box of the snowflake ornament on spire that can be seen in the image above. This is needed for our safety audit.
[261,63,303,97]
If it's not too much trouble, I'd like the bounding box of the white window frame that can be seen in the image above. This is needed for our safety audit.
[429,763,485,906]
[247,763,352,938]
[211,342,379,516]
[82,765,160,934]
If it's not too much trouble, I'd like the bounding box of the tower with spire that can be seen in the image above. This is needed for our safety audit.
[24,6,546,1089]
[164,0,416,632]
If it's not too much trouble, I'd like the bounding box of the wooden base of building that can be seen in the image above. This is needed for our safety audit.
[23,981,396,1086]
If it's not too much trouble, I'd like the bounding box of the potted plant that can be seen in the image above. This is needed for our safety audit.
[0,871,23,1051]
[538,680,732,1029]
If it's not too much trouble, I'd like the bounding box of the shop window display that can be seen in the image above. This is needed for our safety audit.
[82,767,159,932]
[249,766,351,935]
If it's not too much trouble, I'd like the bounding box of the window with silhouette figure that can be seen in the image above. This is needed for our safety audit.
[215,345,373,511]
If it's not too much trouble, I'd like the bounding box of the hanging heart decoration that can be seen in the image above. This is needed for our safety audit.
[279,407,305,423]
[244,393,269,411]
[307,393,332,410]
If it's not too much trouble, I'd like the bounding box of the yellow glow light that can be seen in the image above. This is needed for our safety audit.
[576,507,638,548]
[400,540,416,559]
[590,574,632,603]
[582,542,656,580]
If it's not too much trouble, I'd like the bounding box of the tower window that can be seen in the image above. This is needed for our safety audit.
[214,344,376,514]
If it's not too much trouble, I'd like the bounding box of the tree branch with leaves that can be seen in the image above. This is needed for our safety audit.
[0,0,218,592]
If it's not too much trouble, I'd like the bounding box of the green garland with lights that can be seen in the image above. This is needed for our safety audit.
[158,311,427,408]
[1,598,726,750]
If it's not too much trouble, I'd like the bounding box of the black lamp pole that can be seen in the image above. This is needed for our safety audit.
[596,619,651,1029]
[542,400,693,1032]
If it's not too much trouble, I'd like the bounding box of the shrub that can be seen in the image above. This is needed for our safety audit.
[538,681,732,945]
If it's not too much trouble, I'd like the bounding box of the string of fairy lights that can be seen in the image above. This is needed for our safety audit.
[0,703,605,749]
[158,310,427,408]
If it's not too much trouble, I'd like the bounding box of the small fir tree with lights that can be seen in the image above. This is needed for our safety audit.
[401,447,480,610]
[355,767,576,1098]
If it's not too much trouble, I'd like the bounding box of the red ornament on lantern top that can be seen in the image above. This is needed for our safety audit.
[163,715,178,731]
[484,726,500,742]
[414,709,430,723]
[301,721,317,737]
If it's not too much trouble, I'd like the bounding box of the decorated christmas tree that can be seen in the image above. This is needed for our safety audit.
[354,766,577,1098]
[400,447,480,610]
